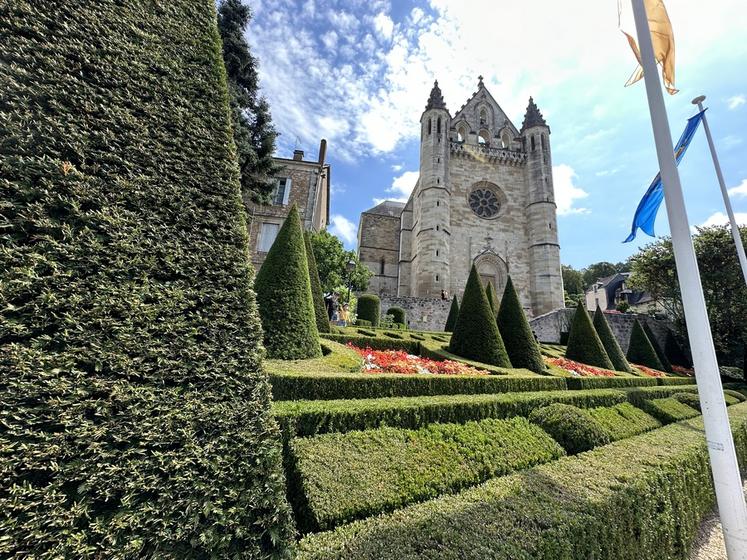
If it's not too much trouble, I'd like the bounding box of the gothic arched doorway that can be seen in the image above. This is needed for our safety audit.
[473,251,508,303]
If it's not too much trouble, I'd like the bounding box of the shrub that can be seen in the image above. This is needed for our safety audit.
[449,265,511,367]
[724,389,747,402]
[528,403,611,454]
[321,333,420,354]
[485,282,496,314]
[355,319,372,327]
[497,276,545,373]
[587,403,661,440]
[672,392,701,411]
[640,398,700,423]
[657,377,697,386]
[387,307,406,324]
[357,294,381,327]
[626,319,664,371]
[0,2,294,556]
[305,231,331,333]
[643,321,673,372]
[592,306,632,372]
[565,302,614,370]
[296,403,747,560]
[565,376,657,390]
[288,418,564,532]
[445,294,460,332]
[665,329,691,367]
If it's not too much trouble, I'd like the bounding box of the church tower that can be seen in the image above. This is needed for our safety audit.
[413,81,451,296]
[521,97,564,314]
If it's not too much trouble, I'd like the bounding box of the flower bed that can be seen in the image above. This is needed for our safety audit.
[546,357,615,377]
[633,364,666,378]
[672,365,694,376]
[347,344,487,375]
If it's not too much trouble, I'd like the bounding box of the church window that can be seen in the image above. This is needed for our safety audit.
[541,134,546,150]
[380,258,385,275]
[478,130,489,145]
[437,117,442,134]
[479,108,487,125]
[436,225,439,231]
[457,125,466,142]
[469,187,501,219]
[531,136,536,151]
[436,274,439,282]
[258,222,280,252]
[428,118,432,135]
[273,177,291,205]
[501,131,511,149]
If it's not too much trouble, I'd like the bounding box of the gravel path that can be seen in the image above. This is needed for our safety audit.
[689,480,747,560]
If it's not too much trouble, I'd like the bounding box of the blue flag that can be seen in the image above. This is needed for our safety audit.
[623,109,706,243]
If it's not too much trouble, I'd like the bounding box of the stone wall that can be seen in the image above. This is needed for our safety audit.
[379,295,451,332]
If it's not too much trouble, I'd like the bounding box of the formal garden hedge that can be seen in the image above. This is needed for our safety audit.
[288,418,564,532]
[386,306,406,325]
[565,376,657,390]
[644,321,673,372]
[587,403,661,441]
[0,1,293,557]
[485,282,496,314]
[356,295,381,327]
[444,294,459,332]
[296,403,747,560]
[672,392,702,411]
[626,319,664,371]
[496,276,545,373]
[321,332,421,354]
[565,303,614,370]
[528,404,611,454]
[592,307,632,373]
[305,231,331,333]
[639,398,701,424]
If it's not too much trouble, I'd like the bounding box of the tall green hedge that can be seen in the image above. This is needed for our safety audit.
[255,204,321,359]
[357,294,381,327]
[643,321,673,372]
[665,329,691,367]
[565,302,614,370]
[0,2,293,557]
[497,276,544,373]
[386,306,406,325]
[304,231,330,333]
[449,265,511,367]
[444,294,459,332]
[592,306,631,372]
[485,282,496,314]
[528,403,610,454]
[626,319,664,371]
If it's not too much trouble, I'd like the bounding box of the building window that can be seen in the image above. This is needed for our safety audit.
[531,136,536,151]
[380,258,385,275]
[436,249,439,256]
[436,200,440,207]
[478,129,489,145]
[273,177,291,205]
[436,274,439,282]
[469,187,500,219]
[457,125,466,142]
[436,225,439,231]
[479,108,487,126]
[541,134,547,150]
[437,117,442,134]
[428,118,432,135]
[258,222,280,252]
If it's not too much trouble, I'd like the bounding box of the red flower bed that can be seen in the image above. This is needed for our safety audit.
[346,344,487,376]
[546,357,615,377]
[632,364,666,378]
[672,365,694,377]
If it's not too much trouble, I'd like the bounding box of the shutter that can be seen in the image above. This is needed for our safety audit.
[282,177,291,205]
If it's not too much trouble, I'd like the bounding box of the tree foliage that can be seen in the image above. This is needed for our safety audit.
[485,282,496,314]
[357,294,381,327]
[582,262,619,288]
[305,231,330,333]
[308,230,371,295]
[497,277,545,373]
[593,307,632,373]
[445,295,460,332]
[626,320,664,371]
[562,265,585,295]
[565,303,614,370]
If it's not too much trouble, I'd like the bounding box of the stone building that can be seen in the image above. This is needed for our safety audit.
[245,140,330,269]
[358,78,563,318]
[585,272,661,315]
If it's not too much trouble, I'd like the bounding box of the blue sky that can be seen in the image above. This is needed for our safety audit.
[246,0,747,269]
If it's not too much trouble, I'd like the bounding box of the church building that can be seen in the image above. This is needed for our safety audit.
[357,78,563,318]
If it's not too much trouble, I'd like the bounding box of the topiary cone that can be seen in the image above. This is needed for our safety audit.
[497,276,545,373]
[593,306,632,373]
[485,282,496,314]
[445,294,459,332]
[643,321,672,372]
[449,265,511,367]
[255,205,321,359]
[626,319,664,371]
[304,230,330,333]
[565,302,614,370]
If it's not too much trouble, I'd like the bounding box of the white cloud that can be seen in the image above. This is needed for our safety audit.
[321,31,338,51]
[373,12,394,40]
[553,164,589,215]
[728,94,746,110]
[699,211,747,228]
[329,214,357,246]
[384,170,419,202]
[595,168,619,177]
[728,179,747,197]
[391,163,403,171]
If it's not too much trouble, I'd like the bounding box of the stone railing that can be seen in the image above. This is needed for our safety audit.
[449,141,527,166]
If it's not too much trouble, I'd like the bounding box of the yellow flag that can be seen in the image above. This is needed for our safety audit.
[619,0,679,94]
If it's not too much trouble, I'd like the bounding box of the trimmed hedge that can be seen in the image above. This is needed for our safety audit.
[643,321,673,373]
[273,389,628,438]
[528,404,611,454]
[321,333,420,354]
[485,281,496,313]
[725,388,747,402]
[255,204,321,359]
[288,418,564,532]
[297,403,747,560]
[665,329,691,367]
[305,231,331,333]
[449,265,511,367]
[497,276,545,373]
[640,398,700,423]
[0,2,293,557]
[386,307,406,325]
[587,403,661,441]
[626,319,664,371]
[355,319,372,327]
[444,294,459,332]
[592,306,632,373]
[565,302,614,370]
[657,376,698,386]
[356,294,381,327]
[672,392,701,411]
[566,376,657,390]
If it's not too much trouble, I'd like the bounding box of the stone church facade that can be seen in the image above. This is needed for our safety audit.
[358,78,563,318]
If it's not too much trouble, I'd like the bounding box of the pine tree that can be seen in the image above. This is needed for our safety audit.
[255,205,321,358]
[449,265,511,367]
[445,294,460,332]
[664,329,691,368]
[626,319,665,371]
[304,231,330,333]
[217,0,281,204]
[497,276,545,373]
[592,306,632,373]
[565,302,614,370]
[643,321,673,372]
[485,281,496,314]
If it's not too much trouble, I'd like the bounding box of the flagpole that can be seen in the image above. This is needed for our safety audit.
[692,95,747,287]
[630,1,747,557]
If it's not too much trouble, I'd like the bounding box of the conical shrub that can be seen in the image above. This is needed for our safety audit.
[593,306,632,372]
[304,231,330,333]
[255,205,321,359]
[449,265,511,367]
[664,330,691,368]
[565,302,614,369]
[497,276,545,373]
[626,319,664,370]
[445,294,459,332]
[485,282,496,314]
[643,321,672,372]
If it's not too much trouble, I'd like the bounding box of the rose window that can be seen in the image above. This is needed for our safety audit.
[469,188,500,218]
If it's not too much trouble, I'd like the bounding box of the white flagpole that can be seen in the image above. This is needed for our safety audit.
[630,0,747,557]
[692,95,747,287]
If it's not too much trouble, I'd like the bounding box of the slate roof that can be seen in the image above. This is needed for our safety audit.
[425,80,447,111]
[521,96,547,131]
[363,200,406,217]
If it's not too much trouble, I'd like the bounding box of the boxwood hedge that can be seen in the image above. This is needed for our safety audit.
[587,403,661,441]
[592,306,632,373]
[639,397,700,424]
[356,295,380,327]
[528,404,611,454]
[386,307,406,325]
[0,1,293,557]
[305,231,331,334]
[626,319,665,371]
[496,276,545,373]
[444,294,459,332]
[565,302,614,370]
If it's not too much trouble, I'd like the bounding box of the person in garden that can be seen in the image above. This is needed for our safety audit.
[339,303,349,326]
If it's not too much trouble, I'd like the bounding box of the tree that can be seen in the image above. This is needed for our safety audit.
[255,205,321,359]
[217,0,281,204]
[304,231,330,333]
[626,319,664,371]
[592,306,632,373]
[582,261,619,288]
[445,294,459,332]
[357,294,381,327]
[565,302,614,370]
[449,265,511,367]
[497,276,545,373]
[308,229,371,295]
[562,264,585,296]
[643,321,672,373]
[485,281,496,314]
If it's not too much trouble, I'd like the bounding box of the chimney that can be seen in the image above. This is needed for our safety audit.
[293,149,304,161]
[318,139,327,166]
